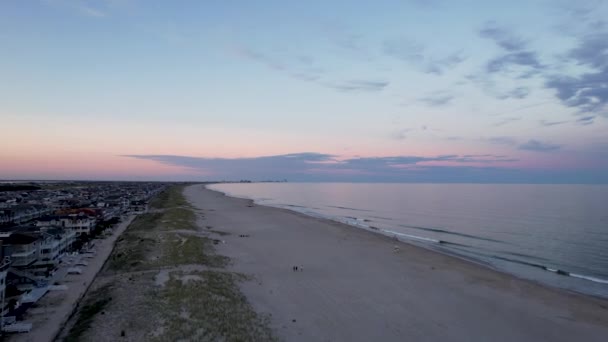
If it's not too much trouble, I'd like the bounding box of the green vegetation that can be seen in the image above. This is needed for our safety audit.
[107,213,162,271]
[107,188,228,271]
[151,271,274,342]
[162,234,230,268]
[162,207,197,231]
[65,284,113,342]
[149,184,192,209]
[68,185,274,341]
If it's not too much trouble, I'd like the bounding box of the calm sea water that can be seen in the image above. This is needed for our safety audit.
[209,183,608,298]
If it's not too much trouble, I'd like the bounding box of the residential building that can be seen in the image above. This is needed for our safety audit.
[0,205,51,226]
[0,247,11,326]
[36,228,75,266]
[0,210,14,226]
[36,214,96,236]
[0,233,39,268]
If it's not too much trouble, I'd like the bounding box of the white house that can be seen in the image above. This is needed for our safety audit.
[36,228,75,264]
[37,214,96,236]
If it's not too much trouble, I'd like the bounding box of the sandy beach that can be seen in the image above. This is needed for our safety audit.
[52,184,608,341]
[8,215,135,342]
[184,184,608,342]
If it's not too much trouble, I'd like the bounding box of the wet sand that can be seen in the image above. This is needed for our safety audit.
[185,184,608,342]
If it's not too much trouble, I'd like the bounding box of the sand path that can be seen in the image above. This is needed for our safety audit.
[184,184,608,342]
[9,215,135,342]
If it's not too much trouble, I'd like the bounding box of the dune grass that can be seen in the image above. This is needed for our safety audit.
[149,184,192,209]
[150,270,274,342]
[64,284,113,342]
[68,184,273,341]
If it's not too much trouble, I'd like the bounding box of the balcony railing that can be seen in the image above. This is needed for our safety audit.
[11,249,37,258]
[0,257,11,272]
[10,256,37,267]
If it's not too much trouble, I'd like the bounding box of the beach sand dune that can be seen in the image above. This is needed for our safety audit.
[185,185,608,342]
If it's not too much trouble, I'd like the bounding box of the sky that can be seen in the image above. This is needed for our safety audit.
[1,0,608,183]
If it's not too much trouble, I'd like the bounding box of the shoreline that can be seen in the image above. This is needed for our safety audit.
[206,184,608,300]
[190,184,608,341]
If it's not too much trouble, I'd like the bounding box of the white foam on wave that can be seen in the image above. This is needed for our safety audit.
[570,273,608,285]
[340,217,370,229]
[383,230,440,243]
[545,268,608,285]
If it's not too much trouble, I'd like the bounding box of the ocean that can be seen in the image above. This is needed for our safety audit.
[208,183,608,298]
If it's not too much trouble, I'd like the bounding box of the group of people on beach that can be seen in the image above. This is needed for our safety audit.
[292,265,303,272]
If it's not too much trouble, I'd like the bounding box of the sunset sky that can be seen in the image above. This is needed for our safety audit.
[1,0,607,182]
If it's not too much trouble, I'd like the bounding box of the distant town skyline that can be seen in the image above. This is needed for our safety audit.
[1,1,607,183]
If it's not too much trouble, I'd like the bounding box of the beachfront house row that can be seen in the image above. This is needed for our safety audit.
[36,228,76,266]
[0,234,39,268]
[0,225,76,282]
[35,216,63,229]
[62,215,96,236]
[0,205,52,226]
[0,249,10,321]
[21,228,75,279]
[36,214,96,236]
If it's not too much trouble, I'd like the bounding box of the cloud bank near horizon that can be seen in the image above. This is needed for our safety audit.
[123,153,608,184]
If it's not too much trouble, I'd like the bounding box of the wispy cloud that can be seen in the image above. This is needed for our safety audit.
[478,21,544,76]
[232,46,285,71]
[485,136,518,146]
[465,71,537,101]
[496,87,530,100]
[544,32,608,115]
[518,139,561,152]
[325,80,389,92]
[332,33,370,58]
[539,119,569,127]
[577,115,596,125]
[554,1,608,35]
[322,23,374,61]
[486,51,543,74]
[493,116,521,127]
[479,22,527,52]
[418,92,454,106]
[425,52,467,75]
[383,38,465,75]
[230,44,390,94]
[540,7,608,116]
[383,38,425,63]
[488,101,553,116]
